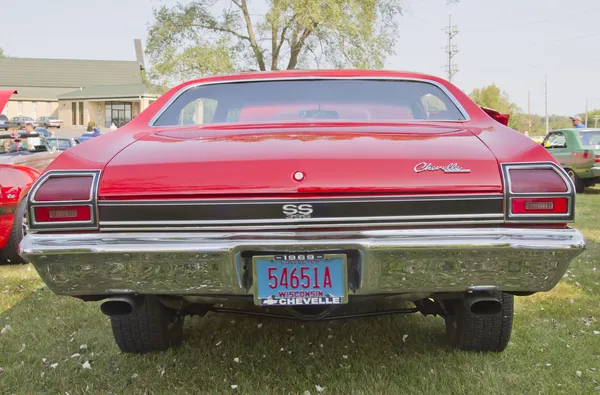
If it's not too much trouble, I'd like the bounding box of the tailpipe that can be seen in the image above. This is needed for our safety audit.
[465,294,502,316]
[100,295,142,316]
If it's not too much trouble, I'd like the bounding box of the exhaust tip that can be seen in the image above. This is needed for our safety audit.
[100,300,134,316]
[469,300,502,316]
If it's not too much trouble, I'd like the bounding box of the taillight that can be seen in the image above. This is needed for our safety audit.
[28,171,101,231]
[35,176,93,201]
[502,163,574,223]
[34,206,92,222]
[595,155,600,164]
[511,197,568,214]
[508,168,568,193]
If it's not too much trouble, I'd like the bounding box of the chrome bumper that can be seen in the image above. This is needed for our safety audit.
[19,228,585,297]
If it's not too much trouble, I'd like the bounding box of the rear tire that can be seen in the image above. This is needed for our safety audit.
[443,291,513,352]
[566,169,585,193]
[109,296,184,353]
[0,198,28,265]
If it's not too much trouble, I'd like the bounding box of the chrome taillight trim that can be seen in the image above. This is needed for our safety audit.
[501,162,575,223]
[27,170,102,232]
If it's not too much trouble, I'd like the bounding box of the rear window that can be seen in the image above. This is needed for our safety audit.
[152,79,467,127]
[579,131,600,146]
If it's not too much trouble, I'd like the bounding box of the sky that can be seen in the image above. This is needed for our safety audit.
[1,0,599,116]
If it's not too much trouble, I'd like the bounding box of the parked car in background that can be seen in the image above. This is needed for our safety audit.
[9,116,38,130]
[37,116,63,129]
[542,128,600,192]
[0,91,61,265]
[45,137,78,151]
[73,137,89,144]
[20,70,585,354]
[0,114,8,131]
[530,136,544,144]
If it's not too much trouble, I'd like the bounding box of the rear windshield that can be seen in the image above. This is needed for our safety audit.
[152,79,467,127]
[579,131,600,146]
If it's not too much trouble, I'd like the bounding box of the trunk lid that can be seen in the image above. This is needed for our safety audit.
[98,125,502,198]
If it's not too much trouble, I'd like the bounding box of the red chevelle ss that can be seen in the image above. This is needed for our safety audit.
[19,70,585,353]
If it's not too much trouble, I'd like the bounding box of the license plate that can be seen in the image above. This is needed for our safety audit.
[253,253,348,306]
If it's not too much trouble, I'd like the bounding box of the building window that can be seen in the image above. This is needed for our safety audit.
[97,104,102,127]
[105,102,132,128]
[32,102,37,119]
[18,102,23,116]
[79,102,84,125]
[72,102,77,125]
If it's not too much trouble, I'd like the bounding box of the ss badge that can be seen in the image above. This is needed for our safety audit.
[282,204,313,218]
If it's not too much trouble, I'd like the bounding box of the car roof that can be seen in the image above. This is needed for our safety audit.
[550,128,600,133]
[174,69,450,90]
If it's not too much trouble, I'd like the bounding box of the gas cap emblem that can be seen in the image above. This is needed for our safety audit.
[293,171,305,181]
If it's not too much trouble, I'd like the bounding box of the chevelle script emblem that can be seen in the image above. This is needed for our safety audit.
[413,162,471,173]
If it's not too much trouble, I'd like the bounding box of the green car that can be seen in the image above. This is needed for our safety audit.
[542,128,600,193]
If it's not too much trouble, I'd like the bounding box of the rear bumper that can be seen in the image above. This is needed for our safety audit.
[19,227,585,297]
[590,167,600,178]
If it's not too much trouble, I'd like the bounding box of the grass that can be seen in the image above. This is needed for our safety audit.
[1,192,599,394]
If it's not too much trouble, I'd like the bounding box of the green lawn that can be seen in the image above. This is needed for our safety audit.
[1,191,599,394]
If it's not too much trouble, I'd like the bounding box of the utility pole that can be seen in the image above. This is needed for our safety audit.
[545,75,549,134]
[585,98,588,127]
[528,90,532,134]
[444,15,459,82]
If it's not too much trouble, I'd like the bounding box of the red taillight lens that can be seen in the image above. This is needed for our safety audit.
[508,168,568,193]
[595,155,600,164]
[34,176,93,201]
[34,206,91,222]
[511,198,568,214]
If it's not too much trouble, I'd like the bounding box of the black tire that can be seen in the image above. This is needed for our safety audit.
[566,169,585,193]
[0,198,28,265]
[443,292,513,352]
[109,296,184,353]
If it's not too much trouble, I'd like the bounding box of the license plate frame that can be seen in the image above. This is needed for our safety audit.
[252,253,348,306]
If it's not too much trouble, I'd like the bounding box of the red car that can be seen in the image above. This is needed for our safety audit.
[19,70,585,354]
[0,90,62,265]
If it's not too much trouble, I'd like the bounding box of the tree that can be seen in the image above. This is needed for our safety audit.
[0,47,5,58]
[582,109,600,128]
[146,0,457,87]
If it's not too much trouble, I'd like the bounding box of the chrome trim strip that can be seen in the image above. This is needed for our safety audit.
[99,213,504,227]
[147,76,471,127]
[97,194,504,206]
[20,227,586,296]
[98,219,506,232]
